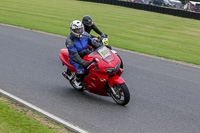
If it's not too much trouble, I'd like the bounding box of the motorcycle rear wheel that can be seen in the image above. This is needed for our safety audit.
[109,83,130,105]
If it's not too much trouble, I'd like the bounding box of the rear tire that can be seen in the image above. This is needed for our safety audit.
[109,83,130,105]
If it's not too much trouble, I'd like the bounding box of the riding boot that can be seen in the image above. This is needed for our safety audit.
[74,71,86,87]
[76,73,84,82]
[75,71,86,82]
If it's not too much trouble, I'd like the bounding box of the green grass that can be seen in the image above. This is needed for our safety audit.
[0,0,200,65]
[0,98,66,133]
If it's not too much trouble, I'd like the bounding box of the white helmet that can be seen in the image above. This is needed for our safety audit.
[70,20,84,38]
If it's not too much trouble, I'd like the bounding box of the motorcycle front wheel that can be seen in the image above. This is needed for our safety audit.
[109,83,130,105]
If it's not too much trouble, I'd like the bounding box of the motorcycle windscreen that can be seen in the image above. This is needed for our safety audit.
[97,46,114,63]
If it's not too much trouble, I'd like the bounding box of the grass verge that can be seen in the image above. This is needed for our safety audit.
[0,0,200,65]
[0,95,72,133]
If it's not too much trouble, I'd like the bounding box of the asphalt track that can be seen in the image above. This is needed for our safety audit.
[0,24,200,133]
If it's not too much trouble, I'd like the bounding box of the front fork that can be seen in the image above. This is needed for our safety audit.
[109,84,118,96]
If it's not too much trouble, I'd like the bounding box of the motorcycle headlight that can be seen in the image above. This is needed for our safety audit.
[105,62,120,74]
[105,68,115,73]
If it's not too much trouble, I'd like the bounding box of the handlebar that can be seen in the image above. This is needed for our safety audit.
[87,59,97,69]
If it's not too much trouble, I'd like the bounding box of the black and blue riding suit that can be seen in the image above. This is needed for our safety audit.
[65,32,101,76]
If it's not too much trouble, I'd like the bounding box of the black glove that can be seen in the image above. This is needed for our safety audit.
[82,61,90,68]
[105,45,112,50]
[101,33,107,38]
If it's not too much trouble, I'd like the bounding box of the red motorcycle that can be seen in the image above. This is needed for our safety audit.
[59,45,130,105]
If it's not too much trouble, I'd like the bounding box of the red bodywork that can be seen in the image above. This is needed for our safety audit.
[59,47,125,96]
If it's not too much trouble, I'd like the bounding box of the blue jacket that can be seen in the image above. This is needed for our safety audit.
[65,32,101,66]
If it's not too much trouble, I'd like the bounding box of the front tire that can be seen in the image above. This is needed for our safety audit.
[109,83,130,105]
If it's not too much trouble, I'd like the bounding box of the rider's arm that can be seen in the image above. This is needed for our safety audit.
[91,23,103,36]
[88,37,102,49]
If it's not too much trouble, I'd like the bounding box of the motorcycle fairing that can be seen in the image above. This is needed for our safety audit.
[84,72,109,96]
[108,75,125,87]
[59,49,76,72]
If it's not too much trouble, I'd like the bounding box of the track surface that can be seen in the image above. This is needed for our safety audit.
[0,24,200,133]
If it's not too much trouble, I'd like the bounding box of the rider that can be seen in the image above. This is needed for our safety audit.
[65,20,101,85]
[82,15,107,38]
[82,15,112,50]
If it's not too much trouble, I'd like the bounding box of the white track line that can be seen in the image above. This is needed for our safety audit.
[0,88,90,133]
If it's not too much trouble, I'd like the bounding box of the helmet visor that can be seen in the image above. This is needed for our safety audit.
[75,28,83,34]
[71,27,84,37]
[84,20,93,26]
